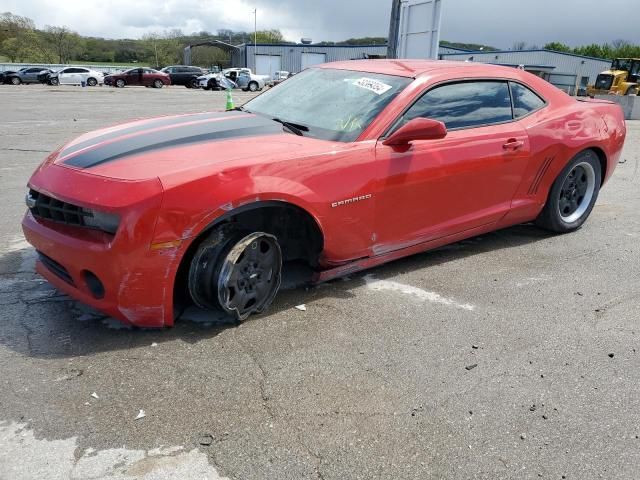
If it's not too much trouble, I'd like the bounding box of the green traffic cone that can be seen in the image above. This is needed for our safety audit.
[225,89,234,110]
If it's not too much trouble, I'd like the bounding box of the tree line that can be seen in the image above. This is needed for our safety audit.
[0,12,288,67]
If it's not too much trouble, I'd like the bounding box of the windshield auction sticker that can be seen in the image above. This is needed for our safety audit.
[352,77,393,95]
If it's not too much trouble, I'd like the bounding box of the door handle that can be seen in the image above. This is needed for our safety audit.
[503,139,524,151]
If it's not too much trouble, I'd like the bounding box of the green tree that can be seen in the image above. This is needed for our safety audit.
[544,42,571,52]
[43,26,82,63]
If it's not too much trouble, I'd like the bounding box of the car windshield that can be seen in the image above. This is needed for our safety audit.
[243,68,411,142]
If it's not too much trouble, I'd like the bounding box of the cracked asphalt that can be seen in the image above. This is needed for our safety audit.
[1,84,639,480]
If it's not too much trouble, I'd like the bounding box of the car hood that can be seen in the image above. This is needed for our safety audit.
[50,110,331,182]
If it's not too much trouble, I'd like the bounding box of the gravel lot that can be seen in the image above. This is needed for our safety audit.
[1,84,639,480]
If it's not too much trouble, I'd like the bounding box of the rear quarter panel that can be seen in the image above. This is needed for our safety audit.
[501,90,625,226]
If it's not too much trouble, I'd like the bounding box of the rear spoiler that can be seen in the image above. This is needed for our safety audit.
[576,97,616,104]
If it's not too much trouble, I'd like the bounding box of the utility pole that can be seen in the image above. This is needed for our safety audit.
[253,8,257,72]
[153,36,159,69]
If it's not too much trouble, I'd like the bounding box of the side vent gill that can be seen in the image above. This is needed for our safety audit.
[528,156,554,195]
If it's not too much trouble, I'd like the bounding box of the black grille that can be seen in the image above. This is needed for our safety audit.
[594,74,613,91]
[28,189,91,228]
[37,251,74,286]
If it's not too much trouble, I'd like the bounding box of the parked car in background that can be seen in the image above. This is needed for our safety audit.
[223,68,268,91]
[5,67,53,85]
[0,69,18,84]
[37,70,54,84]
[197,72,237,91]
[48,67,104,86]
[104,68,170,88]
[21,61,627,327]
[160,66,204,88]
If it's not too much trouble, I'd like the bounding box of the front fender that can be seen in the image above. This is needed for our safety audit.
[152,175,325,244]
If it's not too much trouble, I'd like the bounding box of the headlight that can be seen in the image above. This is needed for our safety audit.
[81,209,120,235]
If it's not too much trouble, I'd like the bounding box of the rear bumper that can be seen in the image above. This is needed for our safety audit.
[22,211,184,327]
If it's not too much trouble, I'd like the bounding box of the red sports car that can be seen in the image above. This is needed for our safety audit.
[104,68,171,88]
[22,60,626,327]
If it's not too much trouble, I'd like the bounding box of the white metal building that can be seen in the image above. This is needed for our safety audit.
[439,49,612,95]
[230,44,388,77]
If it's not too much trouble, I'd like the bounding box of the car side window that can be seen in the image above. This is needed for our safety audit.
[400,80,513,130]
[510,82,545,118]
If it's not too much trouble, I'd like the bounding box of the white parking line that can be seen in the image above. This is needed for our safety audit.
[364,275,476,311]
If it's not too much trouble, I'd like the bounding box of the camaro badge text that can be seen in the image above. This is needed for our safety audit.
[331,194,372,208]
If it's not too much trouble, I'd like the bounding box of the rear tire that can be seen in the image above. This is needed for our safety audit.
[536,150,601,233]
[189,78,199,89]
[86,77,97,87]
[248,81,259,92]
[188,225,282,321]
[626,87,638,96]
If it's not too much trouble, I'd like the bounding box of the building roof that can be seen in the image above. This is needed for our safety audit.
[442,48,612,63]
[237,43,387,49]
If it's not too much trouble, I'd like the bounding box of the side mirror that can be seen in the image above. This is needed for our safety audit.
[382,118,447,146]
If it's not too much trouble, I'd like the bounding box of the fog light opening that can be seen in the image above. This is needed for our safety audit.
[82,270,105,299]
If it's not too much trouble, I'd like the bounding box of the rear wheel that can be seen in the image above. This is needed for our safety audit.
[189,78,199,89]
[207,79,219,91]
[153,79,164,89]
[86,77,98,87]
[536,150,601,233]
[626,87,638,96]
[248,81,259,92]
[188,226,282,321]
[115,79,125,88]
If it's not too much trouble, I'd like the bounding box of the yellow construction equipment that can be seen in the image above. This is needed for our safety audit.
[587,58,640,96]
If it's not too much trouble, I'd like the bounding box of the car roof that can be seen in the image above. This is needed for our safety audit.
[318,59,523,79]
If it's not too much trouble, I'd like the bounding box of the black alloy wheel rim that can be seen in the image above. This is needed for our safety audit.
[218,233,281,320]
[558,162,595,223]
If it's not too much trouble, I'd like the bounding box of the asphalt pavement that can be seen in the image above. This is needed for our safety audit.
[0,84,639,480]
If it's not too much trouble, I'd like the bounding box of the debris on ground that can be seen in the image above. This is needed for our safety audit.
[608,353,615,358]
[520,433,527,440]
[199,434,214,446]
[472,344,479,349]
[465,364,478,371]
[135,409,146,420]
[151,342,158,347]
[90,392,99,399]
[294,304,307,311]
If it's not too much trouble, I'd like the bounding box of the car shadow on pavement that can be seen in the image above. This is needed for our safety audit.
[0,223,554,358]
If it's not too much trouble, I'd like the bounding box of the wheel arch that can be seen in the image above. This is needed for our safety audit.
[586,146,607,186]
[172,199,326,311]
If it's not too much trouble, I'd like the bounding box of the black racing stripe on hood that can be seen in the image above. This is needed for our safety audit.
[63,115,282,169]
[60,111,240,158]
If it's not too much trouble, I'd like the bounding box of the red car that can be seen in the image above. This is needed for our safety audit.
[104,68,171,88]
[22,60,626,327]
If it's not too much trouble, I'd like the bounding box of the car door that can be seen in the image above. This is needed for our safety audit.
[373,80,531,252]
[57,68,72,84]
[76,68,89,83]
[25,68,41,82]
[127,69,142,86]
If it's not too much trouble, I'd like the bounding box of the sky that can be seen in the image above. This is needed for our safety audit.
[2,0,639,48]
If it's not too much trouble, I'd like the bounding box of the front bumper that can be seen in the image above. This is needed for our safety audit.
[22,211,186,327]
[21,164,183,327]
